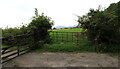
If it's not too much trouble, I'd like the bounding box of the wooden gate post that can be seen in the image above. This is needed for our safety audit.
[67,32,68,42]
[72,32,73,42]
[18,45,20,56]
[77,32,78,45]
[61,32,63,42]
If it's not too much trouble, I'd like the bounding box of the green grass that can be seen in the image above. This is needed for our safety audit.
[2,28,117,57]
[33,42,78,52]
[2,45,29,50]
[32,35,96,53]
[32,28,118,57]
[50,33,78,42]
[2,45,18,50]
[49,28,83,32]
[49,28,83,43]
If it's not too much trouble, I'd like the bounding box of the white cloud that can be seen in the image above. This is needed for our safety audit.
[0,0,119,28]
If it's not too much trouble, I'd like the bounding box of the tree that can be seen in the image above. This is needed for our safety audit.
[77,1,120,52]
[28,8,54,50]
[35,8,39,17]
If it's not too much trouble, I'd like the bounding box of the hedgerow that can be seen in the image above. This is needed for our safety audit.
[77,1,120,52]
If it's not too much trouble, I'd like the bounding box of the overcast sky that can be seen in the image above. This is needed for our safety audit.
[0,0,119,29]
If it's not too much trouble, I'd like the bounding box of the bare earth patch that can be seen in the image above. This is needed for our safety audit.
[2,52,118,67]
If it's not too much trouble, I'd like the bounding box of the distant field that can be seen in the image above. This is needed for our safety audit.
[49,28,83,32]
[49,28,83,43]
[35,28,96,53]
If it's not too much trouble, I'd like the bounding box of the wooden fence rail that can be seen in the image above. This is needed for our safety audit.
[1,34,31,63]
[1,31,84,63]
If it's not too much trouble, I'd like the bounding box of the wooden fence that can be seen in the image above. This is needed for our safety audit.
[1,34,31,63]
[1,31,84,63]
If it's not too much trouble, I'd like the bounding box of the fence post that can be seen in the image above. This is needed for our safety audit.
[56,32,58,42]
[51,32,54,42]
[61,32,63,42]
[72,32,73,42]
[18,45,20,56]
[52,31,54,38]
[77,32,78,45]
[67,32,68,42]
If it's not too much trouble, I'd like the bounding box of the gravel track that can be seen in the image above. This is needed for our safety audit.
[2,52,118,67]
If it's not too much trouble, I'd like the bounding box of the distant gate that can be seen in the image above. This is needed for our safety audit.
[50,31,83,44]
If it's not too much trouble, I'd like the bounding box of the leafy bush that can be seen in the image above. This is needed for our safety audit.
[2,8,54,50]
[27,9,54,50]
[77,1,120,52]
[2,24,28,38]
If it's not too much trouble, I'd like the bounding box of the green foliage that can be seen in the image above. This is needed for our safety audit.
[32,35,95,53]
[32,28,118,57]
[2,24,29,38]
[34,28,95,52]
[2,8,54,50]
[27,9,54,50]
[2,27,20,37]
[77,1,120,52]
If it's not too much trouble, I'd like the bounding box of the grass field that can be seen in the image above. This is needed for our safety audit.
[49,28,83,42]
[49,28,83,32]
[33,35,95,53]
[33,28,96,53]
[32,28,118,57]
